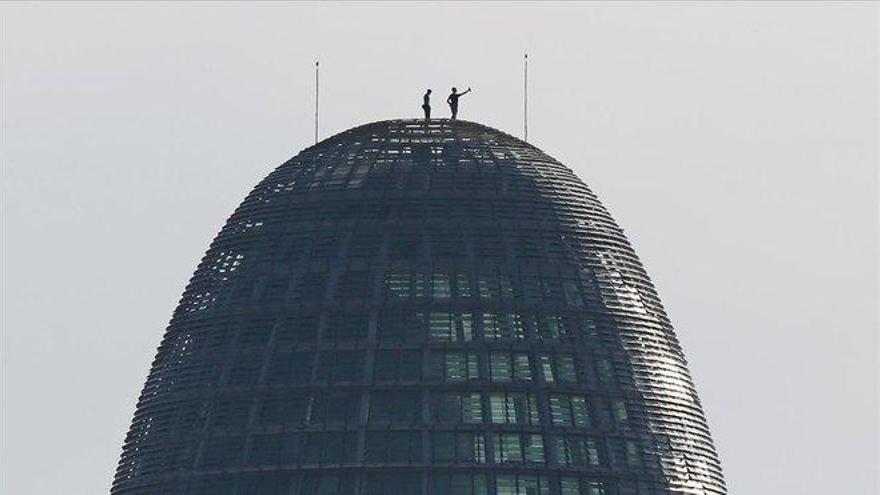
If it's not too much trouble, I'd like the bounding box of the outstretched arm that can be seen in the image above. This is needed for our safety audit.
[462,88,472,96]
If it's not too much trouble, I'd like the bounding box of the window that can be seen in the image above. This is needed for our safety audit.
[210,398,251,430]
[432,352,480,381]
[559,478,607,495]
[266,350,314,384]
[385,272,411,299]
[481,313,525,340]
[335,270,373,300]
[301,431,357,464]
[258,391,308,426]
[539,355,555,383]
[431,432,486,464]
[488,392,540,425]
[315,350,364,382]
[362,472,421,495]
[274,314,319,345]
[365,431,422,463]
[562,279,583,307]
[596,358,615,385]
[538,353,578,383]
[429,312,474,341]
[430,474,488,495]
[489,352,532,382]
[549,394,591,428]
[432,274,452,298]
[389,233,422,260]
[374,349,421,382]
[200,436,244,469]
[296,272,327,302]
[299,473,356,495]
[494,475,549,495]
[377,311,425,342]
[612,400,629,424]
[246,433,299,466]
[608,438,642,469]
[554,436,601,466]
[323,313,368,342]
[523,434,546,464]
[454,273,472,298]
[477,272,514,300]
[308,390,360,425]
[492,433,522,463]
[491,433,544,465]
[557,354,577,382]
[559,477,579,495]
[238,473,293,495]
[369,391,421,423]
[433,392,483,424]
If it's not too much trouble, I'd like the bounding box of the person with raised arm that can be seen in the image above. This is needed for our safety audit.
[447,86,472,120]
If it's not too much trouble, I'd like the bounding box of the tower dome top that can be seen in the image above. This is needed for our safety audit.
[113,118,726,495]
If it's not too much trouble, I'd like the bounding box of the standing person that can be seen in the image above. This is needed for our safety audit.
[422,89,432,121]
[447,86,472,120]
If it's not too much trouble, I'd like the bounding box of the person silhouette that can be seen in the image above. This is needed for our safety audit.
[422,89,432,121]
[447,86,472,120]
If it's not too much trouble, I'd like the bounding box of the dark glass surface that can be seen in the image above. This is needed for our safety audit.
[112,119,725,494]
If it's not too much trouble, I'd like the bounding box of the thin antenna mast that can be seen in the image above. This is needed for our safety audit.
[523,53,528,142]
[314,60,319,144]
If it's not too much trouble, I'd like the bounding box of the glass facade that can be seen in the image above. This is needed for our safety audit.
[112,119,726,494]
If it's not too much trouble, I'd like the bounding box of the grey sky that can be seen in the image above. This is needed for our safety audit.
[1,2,877,494]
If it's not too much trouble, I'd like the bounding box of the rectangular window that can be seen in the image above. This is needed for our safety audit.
[492,433,523,464]
[559,478,579,495]
[385,273,410,299]
[612,400,629,424]
[494,475,549,495]
[258,391,308,426]
[363,473,421,495]
[266,350,314,385]
[550,394,591,428]
[481,313,525,340]
[365,431,422,463]
[433,392,483,424]
[489,393,540,425]
[308,390,360,425]
[323,314,368,342]
[377,311,425,342]
[375,349,421,382]
[596,358,615,385]
[455,273,472,298]
[316,350,364,382]
[489,353,512,382]
[524,434,546,464]
[557,354,577,383]
[563,279,583,307]
[539,355,555,383]
[434,352,480,381]
[302,431,356,464]
[513,353,532,381]
[430,474,488,495]
[429,312,473,341]
[432,274,452,298]
[554,436,601,467]
[369,391,421,424]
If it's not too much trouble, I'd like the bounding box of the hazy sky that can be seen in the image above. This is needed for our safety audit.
[1,2,877,494]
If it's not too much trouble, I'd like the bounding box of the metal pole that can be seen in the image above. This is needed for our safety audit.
[524,53,528,143]
[314,60,319,144]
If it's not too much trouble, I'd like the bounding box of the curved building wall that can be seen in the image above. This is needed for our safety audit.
[113,119,726,495]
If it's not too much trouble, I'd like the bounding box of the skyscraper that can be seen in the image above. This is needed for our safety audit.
[113,120,726,494]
